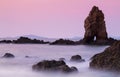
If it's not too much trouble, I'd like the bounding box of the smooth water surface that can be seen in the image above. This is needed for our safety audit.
[0,44,119,77]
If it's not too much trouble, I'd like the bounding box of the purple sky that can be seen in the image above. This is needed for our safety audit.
[0,0,120,38]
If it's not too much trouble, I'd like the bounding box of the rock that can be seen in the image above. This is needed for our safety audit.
[50,39,76,45]
[70,55,85,62]
[90,41,120,72]
[83,6,108,44]
[59,58,65,61]
[13,37,49,44]
[2,53,15,58]
[0,40,12,43]
[70,66,78,72]
[32,60,78,73]
[25,56,31,58]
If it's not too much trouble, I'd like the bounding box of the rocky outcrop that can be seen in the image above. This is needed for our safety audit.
[70,55,85,62]
[32,60,78,73]
[50,39,76,45]
[82,6,108,44]
[0,37,50,44]
[2,53,15,58]
[90,41,120,71]
[13,37,49,44]
[0,40,12,43]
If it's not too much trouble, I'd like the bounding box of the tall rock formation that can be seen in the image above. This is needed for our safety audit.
[83,6,108,44]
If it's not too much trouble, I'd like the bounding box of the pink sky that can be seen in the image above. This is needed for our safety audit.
[0,0,120,38]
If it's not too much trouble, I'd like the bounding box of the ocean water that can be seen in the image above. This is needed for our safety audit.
[0,44,119,77]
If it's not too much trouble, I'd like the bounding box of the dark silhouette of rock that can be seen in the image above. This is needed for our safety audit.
[83,6,108,43]
[0,40,12,43]
[90,41,120,72]
[70,55,85,62]
[70,66,78,71]
[2,53,15,58]
[82,6,108,44]
[32,60,78,73]
[25,56,32,58]
[13,37,49,44]
[78,37,117,45]
[50,39,76,45]
[77,6,117,45]
[0,37,50,44]
[107,37,117,45]
[59,58,66,61]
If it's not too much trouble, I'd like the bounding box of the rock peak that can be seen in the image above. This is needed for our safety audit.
[91,6,99,11]
[89,6,103,16]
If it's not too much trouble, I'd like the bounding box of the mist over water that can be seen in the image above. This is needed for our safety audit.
[0,44,119,77]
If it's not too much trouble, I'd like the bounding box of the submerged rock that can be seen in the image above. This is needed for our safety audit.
[70,55,85,62]
[2,53,15,58]
[32,60,78,73]
[25,56,31,58]
[90,41,120,72]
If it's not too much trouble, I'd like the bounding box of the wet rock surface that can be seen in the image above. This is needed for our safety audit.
[70,55,85,62]
[2,53,15,58]
[90,41,120,72]
[32,60,78,73]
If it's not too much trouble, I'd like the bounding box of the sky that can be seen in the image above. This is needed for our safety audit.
[0,0,120,38]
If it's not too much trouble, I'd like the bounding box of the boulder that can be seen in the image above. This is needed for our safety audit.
[2,53,15,58]
[32,60,78,73]
[70,55,85,62]
[90,41,120,72]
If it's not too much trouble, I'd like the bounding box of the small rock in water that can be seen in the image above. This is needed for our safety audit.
[70,55,85,62]
[2,53,15,58]
[32,60,78,73]
[25,56,31,58]
[70,66,78,72]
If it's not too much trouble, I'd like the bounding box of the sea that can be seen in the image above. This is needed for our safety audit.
[0,44,119,77]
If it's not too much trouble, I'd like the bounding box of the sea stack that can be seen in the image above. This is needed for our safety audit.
[83,6,108,44]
